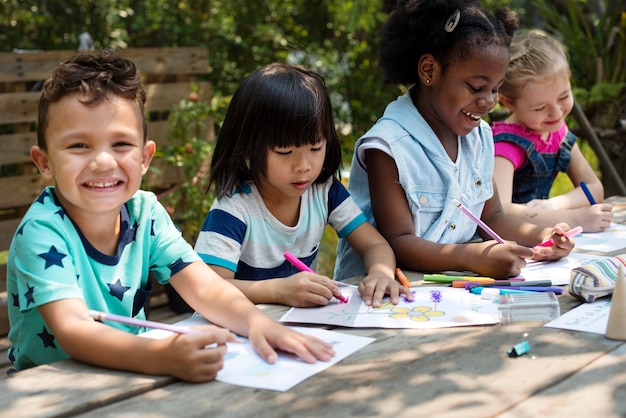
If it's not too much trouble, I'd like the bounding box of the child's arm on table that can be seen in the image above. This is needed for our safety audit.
[479,183,575,260]
[209,264,342,308]
[345,221,413,307]
[494,152,613,232]
[546,144,606,208]
[39,298,237,383]
[367,149,533,279]
[171,261,335,362]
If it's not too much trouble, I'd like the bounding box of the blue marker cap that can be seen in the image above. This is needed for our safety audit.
[508,340,531,357]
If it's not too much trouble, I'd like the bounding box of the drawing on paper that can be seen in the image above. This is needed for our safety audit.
[280,285,500,329]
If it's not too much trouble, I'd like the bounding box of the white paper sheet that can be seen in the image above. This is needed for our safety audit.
[544,300,611,334]
[574,223,626,253]
[141,314,374,391]
[521,252,609,285]
[280,284,500,328]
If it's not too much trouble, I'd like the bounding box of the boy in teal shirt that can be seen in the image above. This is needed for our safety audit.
[7,49,333,381]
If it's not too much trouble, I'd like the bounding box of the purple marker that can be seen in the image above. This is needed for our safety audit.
[89,310,199,334]
[489,286,563,294]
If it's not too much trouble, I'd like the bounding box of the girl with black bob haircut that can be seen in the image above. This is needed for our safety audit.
[196,63,411,308]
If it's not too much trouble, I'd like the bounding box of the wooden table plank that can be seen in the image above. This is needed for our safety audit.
[498,343,626,418]
[0,361,173,418]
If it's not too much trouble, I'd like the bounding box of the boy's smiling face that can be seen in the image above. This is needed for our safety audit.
[31,92,155,224]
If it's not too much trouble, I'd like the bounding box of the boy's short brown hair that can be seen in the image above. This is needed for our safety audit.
[37,47,147,150]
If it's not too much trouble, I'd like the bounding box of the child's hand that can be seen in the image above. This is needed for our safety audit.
[579,203,614,232]
[532,224,575,260]
[161,325,238,383]
[276,272,340,307]
[526,199,553,209]
[358,272,413,307]
[466,241,533,279]
[247,316,335,364]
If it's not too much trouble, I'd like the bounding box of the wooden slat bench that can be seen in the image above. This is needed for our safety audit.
[0,47,212,338]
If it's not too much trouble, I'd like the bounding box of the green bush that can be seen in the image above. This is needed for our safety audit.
[151,85,214,243]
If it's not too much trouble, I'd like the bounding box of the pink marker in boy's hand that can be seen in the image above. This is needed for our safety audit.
[283,251,348,303]
[536,226,583,247]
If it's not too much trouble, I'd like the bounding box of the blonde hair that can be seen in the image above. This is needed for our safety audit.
[499,30,570,101]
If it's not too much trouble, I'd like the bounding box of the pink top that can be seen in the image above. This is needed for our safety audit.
[493,122,567,170]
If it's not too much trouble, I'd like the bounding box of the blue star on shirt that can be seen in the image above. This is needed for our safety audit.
[11,292,19,308]
[24,284,35,307]
[8,346,16,363]
[38,245,67,269]
[108,279,131,301]
[55,208,65,220]
[36,189,51,205]
[37,327,57,349]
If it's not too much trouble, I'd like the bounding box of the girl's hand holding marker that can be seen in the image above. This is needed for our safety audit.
[535,226,583,248]
[284,252,349,303]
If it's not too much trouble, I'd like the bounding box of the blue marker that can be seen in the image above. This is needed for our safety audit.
[470,287,531,296]
[490,286,563,294]
[580,181,596,205]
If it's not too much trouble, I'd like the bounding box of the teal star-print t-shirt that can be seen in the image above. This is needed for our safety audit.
[7,187,200,370]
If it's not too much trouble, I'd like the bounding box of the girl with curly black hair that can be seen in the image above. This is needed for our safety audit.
[335,0,576,280]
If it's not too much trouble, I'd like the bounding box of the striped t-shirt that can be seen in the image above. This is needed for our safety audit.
[194,177,367,279]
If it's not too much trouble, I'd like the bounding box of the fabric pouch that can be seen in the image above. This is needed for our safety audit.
[569,254,626,303]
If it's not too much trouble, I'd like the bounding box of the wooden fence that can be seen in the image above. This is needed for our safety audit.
[0,47,212,336]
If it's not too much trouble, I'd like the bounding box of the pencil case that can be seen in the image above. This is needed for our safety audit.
[569,254,626,303]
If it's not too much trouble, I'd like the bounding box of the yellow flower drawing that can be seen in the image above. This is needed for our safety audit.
[375,301,395,310]
[389,306,445,322]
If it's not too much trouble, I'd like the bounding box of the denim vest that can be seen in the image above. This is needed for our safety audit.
[494,130,576,203]
[334,91,495,280]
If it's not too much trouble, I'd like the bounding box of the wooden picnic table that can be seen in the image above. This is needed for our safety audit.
[2,197,626,417]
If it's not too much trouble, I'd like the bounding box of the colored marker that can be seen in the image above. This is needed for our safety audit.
[453,199,505,244]
[284,251,348,303]
[89,310,199,334]
[489,286,563,294]
[580,181,597,205]
[395,268,412,288]
[470,287,532,296]
[463,280,535,289]
[424,274,497,283]
[467,280,553,288]
[452,278,497,288]
[536,226,583,247]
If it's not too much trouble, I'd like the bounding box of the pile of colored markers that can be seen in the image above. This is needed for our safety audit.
[424,274,561,323]
[424,274,563,296]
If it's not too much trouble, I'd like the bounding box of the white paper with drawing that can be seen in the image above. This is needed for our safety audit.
[521,252,609,285]
[280,284,499,328]
[140,314,374,392]
[544,300,611,334]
